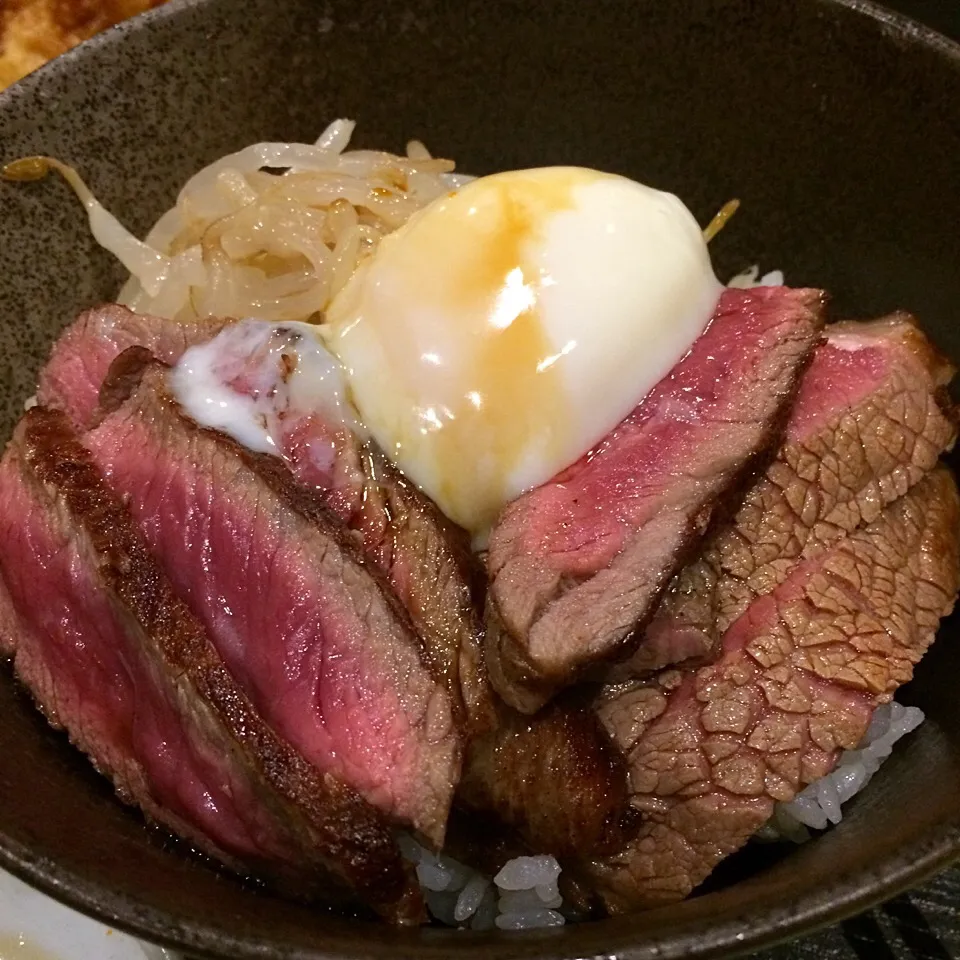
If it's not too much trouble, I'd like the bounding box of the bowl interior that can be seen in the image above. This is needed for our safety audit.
[1,0,960,957]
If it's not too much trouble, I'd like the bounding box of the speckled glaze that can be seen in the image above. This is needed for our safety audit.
[0,1,959,958]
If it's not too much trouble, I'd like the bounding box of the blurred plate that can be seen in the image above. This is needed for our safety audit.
[0,869,172,960]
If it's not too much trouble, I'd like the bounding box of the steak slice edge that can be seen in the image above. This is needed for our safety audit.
[617,311,958,678]
[590,467,960,912]
[87,354,462,848]
[486,286,826,713]
[0,407,422,923]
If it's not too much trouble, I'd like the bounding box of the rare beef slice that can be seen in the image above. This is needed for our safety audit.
[616,313,958,678]
[43,308,493,740]
[458,697,638,862]
[486,286,826,713]
[0,407,421,923]
[182,320,494,736]
[85,356,461,848]
[37,303,229,429]
[590,467,960,912]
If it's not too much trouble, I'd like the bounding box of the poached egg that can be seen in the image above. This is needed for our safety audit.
[324,166,722,540]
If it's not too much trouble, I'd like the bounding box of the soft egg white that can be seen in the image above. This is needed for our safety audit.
[324,166,723,541]
[172,319,361,454]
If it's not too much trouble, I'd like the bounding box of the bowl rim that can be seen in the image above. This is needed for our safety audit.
[839,0,960,57]
[1,0,959,956]
[2,774,958,959]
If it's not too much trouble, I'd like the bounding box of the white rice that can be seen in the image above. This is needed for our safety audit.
[406,694,923,927]
[406,702,923,928]
[401,839,566,931]
[758,701,925,843]
[728,264,785,288]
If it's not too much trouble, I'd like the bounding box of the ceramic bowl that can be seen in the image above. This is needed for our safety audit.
[1,1,959,956]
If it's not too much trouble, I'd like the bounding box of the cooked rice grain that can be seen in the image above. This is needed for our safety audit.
[758,702,925,843]
[403,841,565,930]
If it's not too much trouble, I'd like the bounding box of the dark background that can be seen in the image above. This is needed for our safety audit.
[751,9,960,960]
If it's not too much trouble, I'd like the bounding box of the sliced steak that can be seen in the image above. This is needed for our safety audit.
[37,303,229,429]
[85,354,460,847]
[325,445,494,736]
[459,697,638,861]
[43,308,492,738]
[182,320,493,736]
[615,313,958,679]
[0,407,421,923]
[486,286,826,713]
[590,467,960,912]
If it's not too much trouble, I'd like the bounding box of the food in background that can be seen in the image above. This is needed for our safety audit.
[0,0,166,89]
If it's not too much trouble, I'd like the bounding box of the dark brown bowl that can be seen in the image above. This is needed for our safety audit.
[1,0,959,957]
